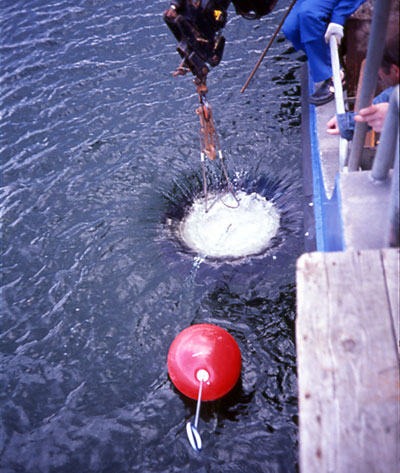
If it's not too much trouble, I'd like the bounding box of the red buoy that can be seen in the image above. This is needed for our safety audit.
[167,324,241,401]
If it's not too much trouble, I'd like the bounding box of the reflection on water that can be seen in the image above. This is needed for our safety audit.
[1,0,303,471]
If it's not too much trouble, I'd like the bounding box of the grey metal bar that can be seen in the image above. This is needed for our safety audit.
[348,0,392,171]
[368,85,399,248]
[371,86,399,182]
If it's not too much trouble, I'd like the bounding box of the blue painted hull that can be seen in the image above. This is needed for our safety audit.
[301,64,344,252]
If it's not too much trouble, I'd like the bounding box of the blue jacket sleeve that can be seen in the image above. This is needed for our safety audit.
[336,87,393,140]
[331,0,367,26]
[373,87,394,104]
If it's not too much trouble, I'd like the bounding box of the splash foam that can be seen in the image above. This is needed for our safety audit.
[180,191,280,259]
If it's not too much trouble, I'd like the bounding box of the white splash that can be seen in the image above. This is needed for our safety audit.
[179,191,280,259]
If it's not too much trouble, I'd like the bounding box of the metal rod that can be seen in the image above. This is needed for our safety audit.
[371,86,399,182]
[218,150,240,208]
[186,369,209,451]
[348,0,392,171]
[201,152,209,211]
[329,36,345,114]
[329,35,348,169]
[241,0,297,94]
[194,379,203,429]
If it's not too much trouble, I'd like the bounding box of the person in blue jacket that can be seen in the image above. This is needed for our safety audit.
[282,0,366,106]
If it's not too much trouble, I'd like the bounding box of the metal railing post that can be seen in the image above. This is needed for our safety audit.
[368,86,400,248]
[348,0,392,171]
[371,86,399,182]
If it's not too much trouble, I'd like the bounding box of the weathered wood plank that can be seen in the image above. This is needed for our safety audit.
[296,249,399,473]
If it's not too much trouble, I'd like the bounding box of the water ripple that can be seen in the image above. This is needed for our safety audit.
[1,0,303,471]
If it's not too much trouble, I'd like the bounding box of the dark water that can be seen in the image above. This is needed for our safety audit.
[1,1,304,471]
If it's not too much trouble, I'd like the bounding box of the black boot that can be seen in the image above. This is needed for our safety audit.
[309,78,335,106]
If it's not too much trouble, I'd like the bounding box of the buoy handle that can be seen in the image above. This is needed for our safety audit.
[186,369,209,451]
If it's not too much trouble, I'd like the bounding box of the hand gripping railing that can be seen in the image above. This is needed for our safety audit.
[370,86,400,247]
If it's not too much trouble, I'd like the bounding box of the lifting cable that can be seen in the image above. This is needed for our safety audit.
[196,86,239,212]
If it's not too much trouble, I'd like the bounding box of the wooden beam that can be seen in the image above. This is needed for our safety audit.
[296,249,399,473]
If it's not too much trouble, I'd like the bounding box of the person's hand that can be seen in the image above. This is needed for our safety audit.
[165,4,177,19]
[326,115,340,135]
[354,103,389,132]
[325,23,344,44]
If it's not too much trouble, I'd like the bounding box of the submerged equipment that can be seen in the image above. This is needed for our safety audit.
[167,324,241,450]
[163,1,278,82]
[164,0,278,211]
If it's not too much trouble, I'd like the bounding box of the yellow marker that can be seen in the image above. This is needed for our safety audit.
[214,10,222,21]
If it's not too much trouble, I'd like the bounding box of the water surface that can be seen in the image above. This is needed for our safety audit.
[1,1,303,471]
